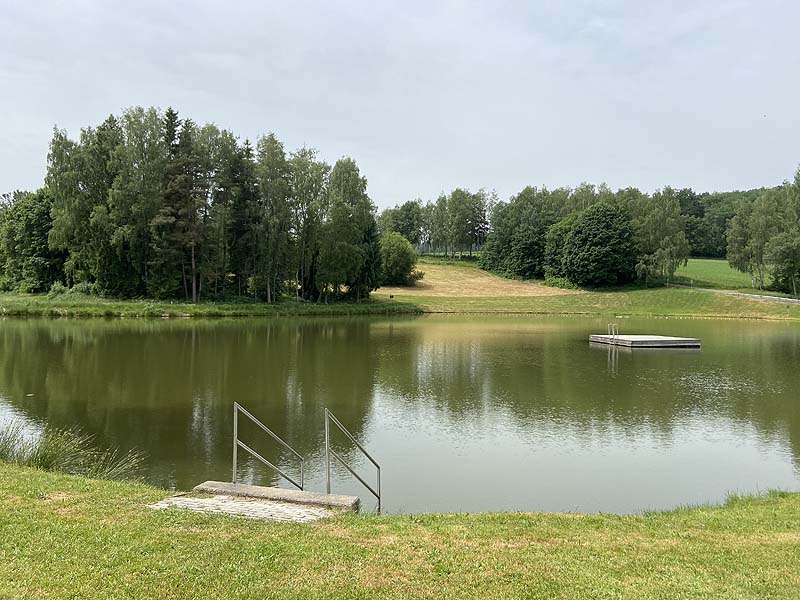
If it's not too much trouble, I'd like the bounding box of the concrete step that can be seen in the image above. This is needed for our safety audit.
[193,480,360,512]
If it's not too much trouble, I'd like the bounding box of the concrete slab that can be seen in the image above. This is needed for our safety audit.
[148,494,333,522]
[193,481,360,512]
[589,334,701,348]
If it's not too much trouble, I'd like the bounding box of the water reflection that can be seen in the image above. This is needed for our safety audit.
[0,315,798,512]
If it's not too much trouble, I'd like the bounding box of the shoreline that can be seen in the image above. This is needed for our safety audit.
[2,291,800,321]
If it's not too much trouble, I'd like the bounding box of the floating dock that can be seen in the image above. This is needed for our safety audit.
[589,334,701,348]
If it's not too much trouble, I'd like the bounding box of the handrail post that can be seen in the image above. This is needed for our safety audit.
[232,402,238,484]
[325,409,331,494]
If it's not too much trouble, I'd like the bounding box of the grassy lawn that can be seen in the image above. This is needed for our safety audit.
[673,258,766,291]
[417,254,481,268]
[0,464,798,599]
[381,262,580,298]
[377,287,800,319]
[377,264,800,320]
[381,257,800,320]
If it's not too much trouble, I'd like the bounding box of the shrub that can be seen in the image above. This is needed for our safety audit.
[380,232,418,286]
[47,281,68,298]
[543,276,578,290]
[69,281,94,296]
[563,203,637,286]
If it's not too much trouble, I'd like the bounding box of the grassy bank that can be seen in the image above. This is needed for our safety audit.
[0,293,421,318]
[3,258,800,320]
[376,286,800,320]
[0,463,798,599]
[379,260,800,320]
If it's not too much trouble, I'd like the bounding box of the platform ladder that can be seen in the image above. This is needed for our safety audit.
[606,323,620,374]
[232,402,305,490]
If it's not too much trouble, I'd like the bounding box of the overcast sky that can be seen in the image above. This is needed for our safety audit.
[1,0,798,208]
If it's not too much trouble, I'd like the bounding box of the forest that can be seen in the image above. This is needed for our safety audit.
[0,107,389,302]
[1,105,798,299]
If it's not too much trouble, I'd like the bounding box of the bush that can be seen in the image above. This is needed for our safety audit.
[70,281,94,296]
[47,281,68,298]
[380,232,418,286]
[543,276,578,290]
[563,203,637,286]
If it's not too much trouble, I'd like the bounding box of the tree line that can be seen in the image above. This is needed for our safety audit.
[727,170,800,294]
[478,183,694,286]
[0,107,390,302]
[2,105,798,298]
[377,189,492,257]
[379,174,800,292]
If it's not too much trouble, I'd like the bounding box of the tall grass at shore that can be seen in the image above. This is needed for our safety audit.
[0,421,143,481]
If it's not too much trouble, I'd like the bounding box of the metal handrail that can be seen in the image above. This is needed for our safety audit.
[325,408,381,513]
[607,323,619,340]
[233,402,304,490]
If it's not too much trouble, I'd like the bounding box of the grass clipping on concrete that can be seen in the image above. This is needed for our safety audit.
[0,463,798,599]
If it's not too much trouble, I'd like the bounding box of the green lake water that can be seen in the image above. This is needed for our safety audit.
[1,315,798,513]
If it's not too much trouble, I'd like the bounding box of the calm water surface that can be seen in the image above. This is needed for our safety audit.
[1,315,799,513]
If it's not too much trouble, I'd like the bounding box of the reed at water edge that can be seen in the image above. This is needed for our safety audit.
[0,421,144,481]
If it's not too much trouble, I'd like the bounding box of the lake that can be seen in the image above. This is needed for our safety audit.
[1,315,798,513]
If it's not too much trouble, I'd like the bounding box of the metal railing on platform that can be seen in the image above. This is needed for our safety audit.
[232,402,305,490]
[325,408,381,513]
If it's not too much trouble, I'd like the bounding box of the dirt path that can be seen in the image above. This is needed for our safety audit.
[378,263,581,298]
[668,284,800,304]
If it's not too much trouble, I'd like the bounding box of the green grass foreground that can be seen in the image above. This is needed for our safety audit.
[0,464,798,599]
